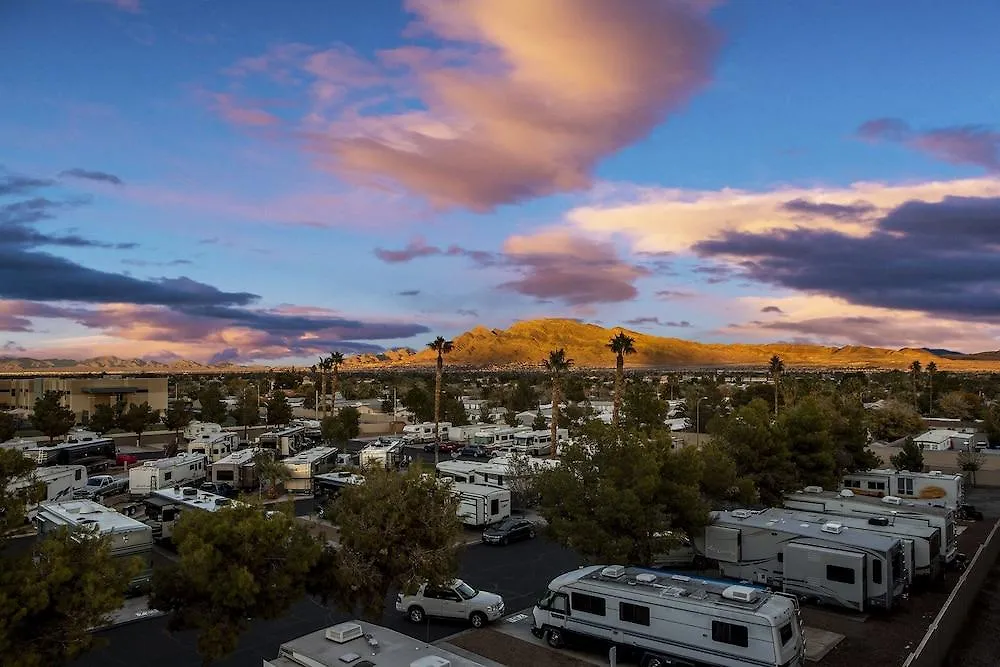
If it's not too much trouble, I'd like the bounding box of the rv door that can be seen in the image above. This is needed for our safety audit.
[704,525,741,562]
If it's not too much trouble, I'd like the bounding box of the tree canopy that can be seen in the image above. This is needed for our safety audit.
[265,389,293,426]
[890,437,925,473]
[198,384,228,424]
[119,402,160,445]
[32,391,76,442]
[321,406,361,443]
[866,400,925,442]
[88,403,119,435]
[0,448,41,534]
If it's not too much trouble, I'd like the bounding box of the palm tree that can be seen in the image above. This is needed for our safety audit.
[768,355,784,417]
[607,332,636,427]
[926,361,937,414]
[427,336,454,465]
[329,351,345,416]
[910,360,922,412]
[543,348,574,457]
[317,356,330,419]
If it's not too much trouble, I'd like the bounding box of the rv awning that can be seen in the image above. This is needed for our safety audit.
[143,495,177,508]
[81,387,145,394]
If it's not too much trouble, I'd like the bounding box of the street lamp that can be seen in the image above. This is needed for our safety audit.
[696,396,708,447]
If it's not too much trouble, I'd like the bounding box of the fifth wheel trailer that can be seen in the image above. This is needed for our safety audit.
[128,453,208,498]
[449,482,511,527]
[841,469,965,509]
[7,464,87,521]
[211,447,261,490]
[695,509,908,612]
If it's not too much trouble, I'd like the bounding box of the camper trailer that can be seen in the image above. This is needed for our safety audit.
[138,486,234,542]
[359,439,405,470]
[785,487,959,566]
[697,509,908,612]
[532,565,805,667]
[450,482,511,527]
[24,437,115,466]
[211,447,260,490]
[841,469,965,509]
[257,425,306,457]
[512,429,568,457]
[435,459,488,484]
[314,471,365,499]
[128,453,208,498]
[187,431,238,462]
[36,499,153,592]
[183,421,223,442]
[7,464,88,521]
[402,422,450,444]
[446,423,492,444]
[471,426,531,450]
[283,446,338,494]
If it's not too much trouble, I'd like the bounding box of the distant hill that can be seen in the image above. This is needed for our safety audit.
[0,355,221,373]
[347,319,1000,371]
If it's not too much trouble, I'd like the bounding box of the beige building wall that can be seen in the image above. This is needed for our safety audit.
[0,376,168,423]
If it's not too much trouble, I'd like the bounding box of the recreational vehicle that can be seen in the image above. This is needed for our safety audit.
[36,499,153,592]
[138,486,234,542]
[7,464,87,521]
[435,459,488,484]
[359,439,405,469]
[785,487,958,566]
[314,471,365,498]
[183,421,223,442]
[257,425,306,457]
[532,565,805,667]
[450,482,510,527]
[697,509,908,612]
[211,447,261,490]
[446,423,492,444]
[24,437,115,466]
[402,421,450,444]
[282,446,338,494]
[471,426,531,450]
[292,419,322,439]
[128,453,208,498]
[841,469,965,509]
[512,428,568,456]
[186,431,238,462]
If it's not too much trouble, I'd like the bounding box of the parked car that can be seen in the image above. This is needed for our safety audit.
[73,474,128,500]
[423,441,456,454]
[200,481,238,498]
[460,445,490,458]
[116,452,138,466]
[482,517,536,545]
[396,580,504,628]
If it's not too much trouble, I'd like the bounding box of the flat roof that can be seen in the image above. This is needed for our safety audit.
[213,447,260,466]
[37,499,149,533]
[80,386,144,394]
[772,507,937,540]
[786,490,953,518]
[270,620,494,667]
[138,453,205,468]
[150,487,232,511]
[283,446,338,465]
[712,509,902,550]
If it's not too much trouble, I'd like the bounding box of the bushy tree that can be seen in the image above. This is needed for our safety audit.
[890,437,924,473]
[0,410,17,443]
[866,400,925,442]
[403,385,433,422]
[119,402,159,446]
[313,465,462,621]
[503,408,520,427]
[821,394,881,473]
[232,386,260,441]
[252,450,291,499]
[442,392,469,426]
[321,406,361,443]
[695,440,758,506]
[620,383,668,436]
[265,389,293,426]
[150,503,321,663]
[531,410,548,430]
[957,447,986,486]
[198,383,227,424]
[478,402,493,424]
[780,397,839,489]
[88,403,119,435]
[0,449,42,534]
[937,391,976,421]
[32,391,76,442]
[164,400,193,457]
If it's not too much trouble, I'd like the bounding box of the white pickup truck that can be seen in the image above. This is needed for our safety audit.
[73,475,129,500]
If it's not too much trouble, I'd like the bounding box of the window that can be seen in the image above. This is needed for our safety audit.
[777,552,783,563]
[215,470,234,482]
[867,481,885,491]
[712,621,749,647]
[826,564,856,585]
[620,602,650,626]
[490,499,500,515]
[779,623,793,645]
[164,472,172,481]
[873,559,883,585]
[570,592,606,616]
[538,591,569,614]
[75,469,82,481]
[898,478,914,495]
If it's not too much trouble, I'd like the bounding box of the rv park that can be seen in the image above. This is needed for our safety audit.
[3,365,1000,667]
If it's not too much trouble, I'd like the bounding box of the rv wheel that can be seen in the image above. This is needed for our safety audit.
[407,606,425,623]
[501,536,509,546]
[546,628,565,648]
[642,657,667,667]
[528,529,536,539]
[470,612,487,628]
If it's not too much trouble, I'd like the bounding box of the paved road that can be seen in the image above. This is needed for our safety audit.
[70,536,584,667]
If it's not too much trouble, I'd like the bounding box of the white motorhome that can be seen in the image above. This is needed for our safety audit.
[211,447,261,490]
[841,469,965,509]
[7,464,87,521]
[435,459,489,485]
[533,565,805,667]
[471,425,531,450]
[183,421,223,442]
[283,446,338,494]
[128,453,208,498]
[36,499,153,592]
[450,482,510,527]
[402,421,450,444]
[359,439,405,470]
[446,423,492,443]
[138,486,234,542]
[697,509,909,612]
[512,428,568,456]
[257,425,306,457]
[186,431,238,462]
[785,487,958,566]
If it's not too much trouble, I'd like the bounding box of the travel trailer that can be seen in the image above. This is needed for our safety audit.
[533,565,805,667]
[450,482,511,527]
[36,499,153,592]
[435,459,489,484]
[697,509,908,612]
[183,421,223,442]
[257,425,306,457]
[314,471,365,498]
[128,453,207,498]
[471,425,531,450]
[186,431,238,462]
[291,419,322,439]
[7,464,87,521]
[282,446,338,494]
[446,423,492,444]
[138,486,234,542]
[23,437,115,466]
[841,469,965,509]
[402,421,450,444]
[512,429,568,456]
[359,439,405,470]
[785,487,959,566]
[211,447,261,490]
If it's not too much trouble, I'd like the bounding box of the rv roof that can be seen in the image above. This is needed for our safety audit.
[448,481,506,495]
[36,499,149,534]
[283,446,338,465]
[151,486,232,510]
[142,453,205,468]
[852,469,962,480]
[773,507,937,539]
[213,448,260,466]
[713,509,903,550]
[786,490,953,517]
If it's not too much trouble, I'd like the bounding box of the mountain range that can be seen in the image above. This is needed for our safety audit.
[4,319,1000,373]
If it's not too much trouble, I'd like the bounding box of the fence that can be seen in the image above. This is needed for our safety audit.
[902,519,1000,667]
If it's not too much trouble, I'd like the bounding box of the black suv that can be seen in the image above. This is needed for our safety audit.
[482,517,536,545]
[460,445,490,458]
[200,482,238,498]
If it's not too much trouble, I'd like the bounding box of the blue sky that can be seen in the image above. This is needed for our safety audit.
[2,0,1000,363]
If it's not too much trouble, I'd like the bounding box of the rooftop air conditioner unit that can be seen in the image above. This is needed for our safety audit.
[600,565,626,579]
[182,487,198,497]
[722,585,761,603]
[411,657,451,667]
[821,522,844,534]
[803,486,823,494]
[882,495,903,505]
[732,509,754,519]
[635,573,658,584]
[325,622,363,644]
[929,470,943,476]
[839,489,855,497]
[868,516,891,526]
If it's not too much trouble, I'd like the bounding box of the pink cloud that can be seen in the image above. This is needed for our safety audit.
[858,118,1000,171]
[210,93,281,128]
[374,237,443,263]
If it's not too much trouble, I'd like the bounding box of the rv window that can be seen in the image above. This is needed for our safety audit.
[570,592,606,616]
[75,469,82,481]
[777,552,783,563]
[619,602,650,626]
[867,481,885,491]
[826,564,856,585]
[538,591,568,614]
[164,472,172,481]
[873,559,883,584]
[780,623,793,645]
[215,470,234,482]
[712,621,749,648]
[491,499,500,515]
[162,509,176,522]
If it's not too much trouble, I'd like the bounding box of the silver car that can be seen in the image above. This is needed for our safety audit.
[396,579,505,628]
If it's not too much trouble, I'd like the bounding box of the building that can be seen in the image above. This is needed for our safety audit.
[0,376,168,423]
[913,428,987,451]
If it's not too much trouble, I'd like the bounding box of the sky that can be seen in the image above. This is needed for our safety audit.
[3,0,1000,364]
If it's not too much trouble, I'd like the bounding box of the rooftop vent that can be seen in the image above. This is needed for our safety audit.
[929,470,943,476]
[600,565,626,579]
[659,586,687,597]
[803,486,824,494]
[868,516,891,526]
[325,622,363,644]
[670,574,691,582]
[882,495,903,505]
[410,657,451,667]
[722,585,761,603]
[839,489,855,497]
[635,573,658,584]
[821,522,844,534]
[182,487,198,497]
[732,509,754,519]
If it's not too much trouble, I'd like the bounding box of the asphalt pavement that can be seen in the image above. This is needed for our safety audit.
[69,535,584,667]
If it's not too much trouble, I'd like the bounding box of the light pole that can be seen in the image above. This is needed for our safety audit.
[696,396,708,447]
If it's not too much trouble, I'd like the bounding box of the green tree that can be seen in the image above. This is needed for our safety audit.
[926,361,937,413]
[769,355,784,417]
[506,378,538,413]
[937,391,975,421]
[983,404,1000,446]
[31,391,76,442]
[150,504,321,664]
[695,440,758,505]
[710,399,797,506]
[909,360,922,411]
[607,332,637,427]
[866,400,925,442]
[402,385,433,423]
[478,402,493,424]
[442,393,469,426]
[621,382,668,436]
[427,336,454,465]
[88,403,119,435]
[198,383,227,424]
[321,406,361,443]
[821,394,880,473]
[0,410,17,442]
[1,449,42,534]
[252,450,291,499]
[780,397,838,489]
[119,402,159,447]
[957,447,985,486]
[317,356,331,419]
[164,400,193,457]
[328,351,345,416]
[531,410,548,430]
[543,348,573,459]
[890,437,924,473]
[503,408,520,427]
[0,526,140,667]
[265,389,293,426]
[535,423,708,565]
[233,386,260,441]
[314,465,462,621]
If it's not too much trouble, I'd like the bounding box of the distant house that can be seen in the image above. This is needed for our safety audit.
[913,428,988,451]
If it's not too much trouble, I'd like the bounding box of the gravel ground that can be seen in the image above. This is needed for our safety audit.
[449,629,597,667]
[808,518,996,667]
